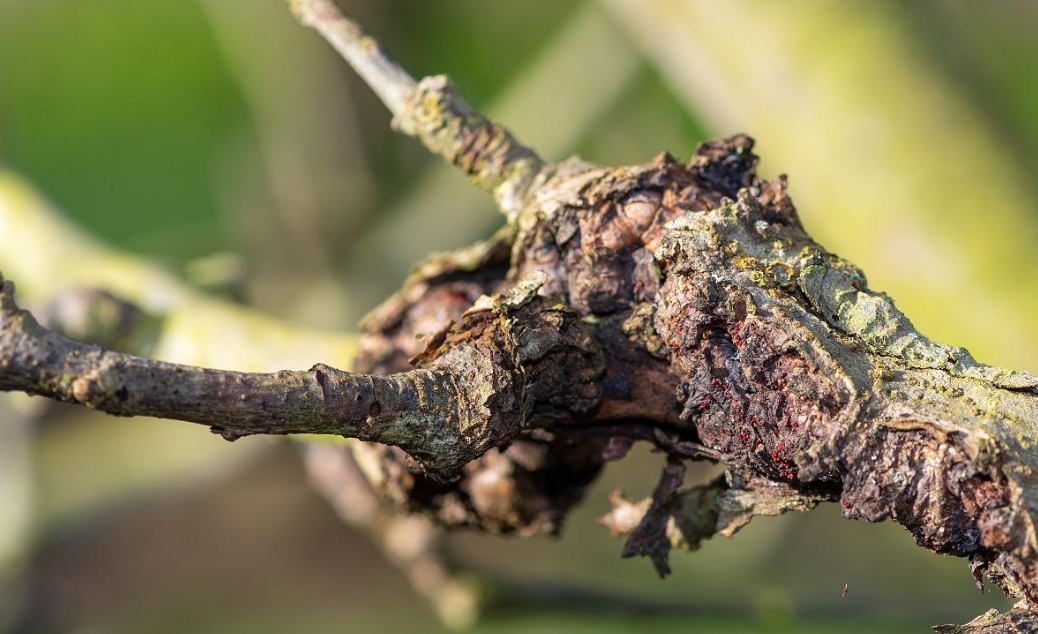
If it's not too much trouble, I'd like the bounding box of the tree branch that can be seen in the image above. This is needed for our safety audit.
[344,140,1038,632]
[288,0,546,216]
[0,273,523,477]
[0,266,606,480]
[0,171,479,625]
[935,605,1038,634]
[4,4,1038,630]
[288,0,415,116]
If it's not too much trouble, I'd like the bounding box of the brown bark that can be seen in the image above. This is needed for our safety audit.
[2,2,1038,630]
[322,138,1038,632]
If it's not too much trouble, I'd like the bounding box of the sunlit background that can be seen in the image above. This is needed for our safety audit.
[1,0,1037,632]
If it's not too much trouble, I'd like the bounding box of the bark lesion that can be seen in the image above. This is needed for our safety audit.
[3,1,1038,630]
[5,131,1038,630]
[701,205,1038,605]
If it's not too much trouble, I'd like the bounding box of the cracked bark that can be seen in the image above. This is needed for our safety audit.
[345,141,1038,633]
[2,1,1038,631]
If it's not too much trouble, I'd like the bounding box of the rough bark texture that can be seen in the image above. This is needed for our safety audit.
[935,604,1038,634]
[4,133,1033,634]
[333,137,1038,630]
[5,136,1038,631]
[2,3,1038,630]
[0,272,606,478]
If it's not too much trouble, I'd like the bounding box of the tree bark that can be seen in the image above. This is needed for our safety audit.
[3,1,1038,630]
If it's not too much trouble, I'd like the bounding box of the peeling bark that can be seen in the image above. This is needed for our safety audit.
[5,133,1038,630]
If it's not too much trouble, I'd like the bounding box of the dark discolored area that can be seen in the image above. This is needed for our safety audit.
[688,134,758,199]
[336,134,1038,629]
[5,130,1038,630]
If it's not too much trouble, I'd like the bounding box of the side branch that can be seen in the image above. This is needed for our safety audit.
[0,275,494,477]
[600,475,827,568]
[289,0,416,115]
[287,0,547,215]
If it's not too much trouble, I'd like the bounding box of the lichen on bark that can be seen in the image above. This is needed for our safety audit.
[5,131,1037,629]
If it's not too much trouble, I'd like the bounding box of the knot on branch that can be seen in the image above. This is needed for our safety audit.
[414,279,606,431]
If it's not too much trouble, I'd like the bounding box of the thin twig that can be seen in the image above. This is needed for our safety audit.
[287,0,547,215]
[0,274,492,477]
[304,445,482,629]
[289,0,416,115]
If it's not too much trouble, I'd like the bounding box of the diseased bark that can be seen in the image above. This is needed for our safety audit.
[346,141,1038,589]
[2,2,1038,631]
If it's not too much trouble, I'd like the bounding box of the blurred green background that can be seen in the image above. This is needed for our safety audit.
[1,0,1037,632]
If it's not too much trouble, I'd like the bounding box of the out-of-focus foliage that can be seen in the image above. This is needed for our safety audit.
[0,0,1036,631]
